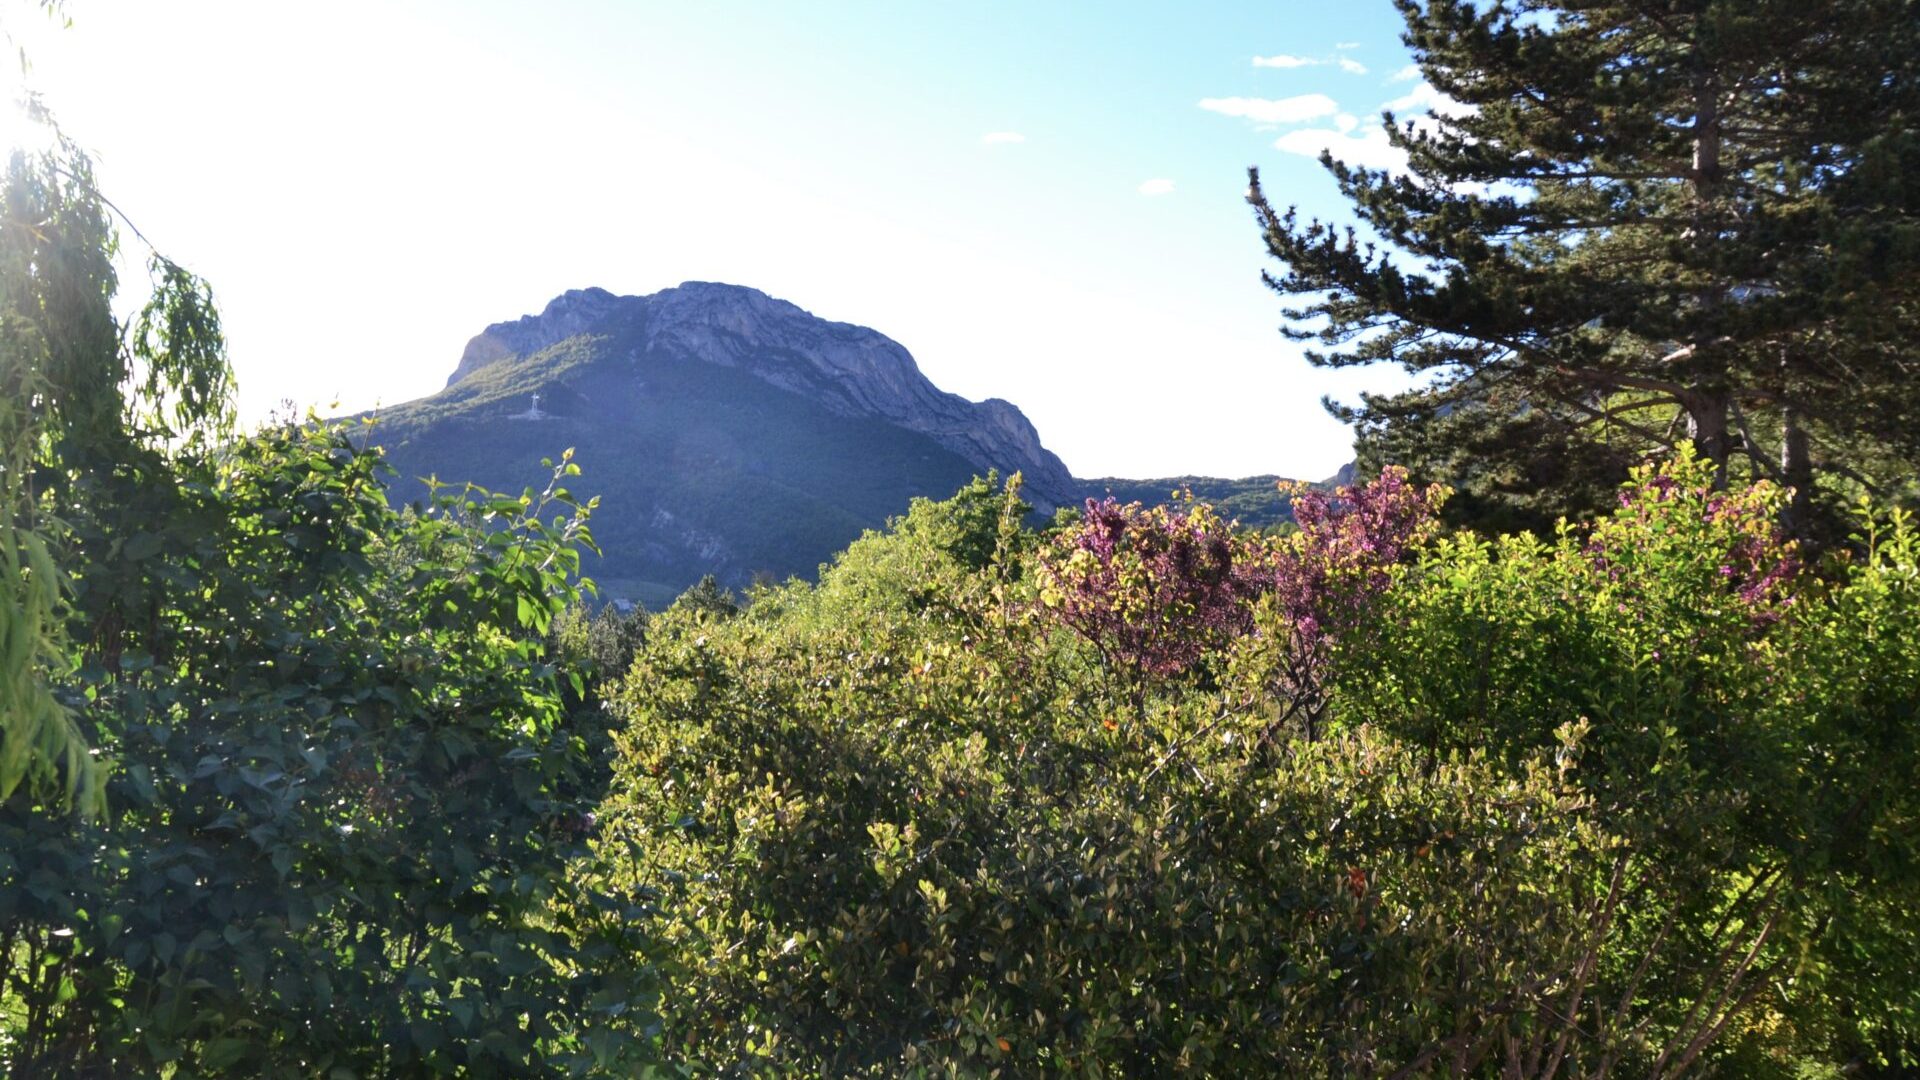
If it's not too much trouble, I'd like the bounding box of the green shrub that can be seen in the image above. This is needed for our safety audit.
[1,427,660,1076]
[600,460,1919,1075]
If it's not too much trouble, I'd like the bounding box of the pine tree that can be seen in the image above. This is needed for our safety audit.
[1251,0,1920,534]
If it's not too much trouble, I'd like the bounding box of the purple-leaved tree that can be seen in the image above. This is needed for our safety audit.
[1036,469,1445,736]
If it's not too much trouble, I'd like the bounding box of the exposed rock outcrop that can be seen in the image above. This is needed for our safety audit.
[448,282,1079,509]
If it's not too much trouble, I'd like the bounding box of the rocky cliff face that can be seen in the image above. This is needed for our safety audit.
[448,282,1079,509]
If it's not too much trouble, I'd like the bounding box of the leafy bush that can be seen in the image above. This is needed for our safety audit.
[1035,496,1251,682]
[1343,453,1920,1070]
[553,599,651,692]
[1,427,659,1076]
[599,462,1919,1075]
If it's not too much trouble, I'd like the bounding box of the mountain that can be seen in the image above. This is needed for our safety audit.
[445,283,1078,506]
[366,282,1080,607]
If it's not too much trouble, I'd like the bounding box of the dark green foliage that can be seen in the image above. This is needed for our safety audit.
[367,332,985,604]
[2,425,660,1076]
[1252,0,1920,535]
[668,575,741,621]
[553,600,650,691]
[1353,393,1641,536]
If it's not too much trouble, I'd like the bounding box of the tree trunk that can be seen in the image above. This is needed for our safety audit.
[1780,403,1813,533]
[1686,66,1730,490]
[1685,389,1732,489]
[1690,69,1722,194]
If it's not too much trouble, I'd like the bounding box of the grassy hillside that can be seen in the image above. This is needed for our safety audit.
[1078,474,1297,530]
[366,332,983,605]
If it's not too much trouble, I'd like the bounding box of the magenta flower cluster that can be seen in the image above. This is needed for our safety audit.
[1038,497,1251,678]
[1036,469,1444,685]
[1265,467,1443,651]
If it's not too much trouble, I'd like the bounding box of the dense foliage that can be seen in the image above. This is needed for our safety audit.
[594,462,1919,1075]
[0,131,225,816]
[4,428,659,1076]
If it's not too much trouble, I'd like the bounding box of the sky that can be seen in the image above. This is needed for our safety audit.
[6,0,1441,481]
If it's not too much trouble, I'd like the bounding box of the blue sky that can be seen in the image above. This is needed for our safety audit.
[12,1,1436,479]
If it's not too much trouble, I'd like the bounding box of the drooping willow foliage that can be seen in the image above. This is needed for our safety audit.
[0,54,233,812]
[0,364,94,812]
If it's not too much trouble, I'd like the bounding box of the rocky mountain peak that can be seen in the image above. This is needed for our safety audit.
[445,282,1079,509]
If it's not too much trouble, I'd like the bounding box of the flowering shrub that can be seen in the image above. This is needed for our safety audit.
[1034,496,1251,680]
[1034,470,1444,731]
[1337,452,1919,1072]
[1241,466,1446,734]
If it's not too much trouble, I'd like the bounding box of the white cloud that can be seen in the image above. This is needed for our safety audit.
[1391,64,1422,82]
[1137,178,1176,196]
[1254,52,1368,75]
[1274,124,1409,172]
[1383,81,1471,118]
[1197,93,1340,124]
[1272,108,1461,175]
[980,131,1026,145]
[1335,41,1361,50]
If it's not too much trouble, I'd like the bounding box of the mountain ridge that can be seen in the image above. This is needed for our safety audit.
[446,281,1079,510]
